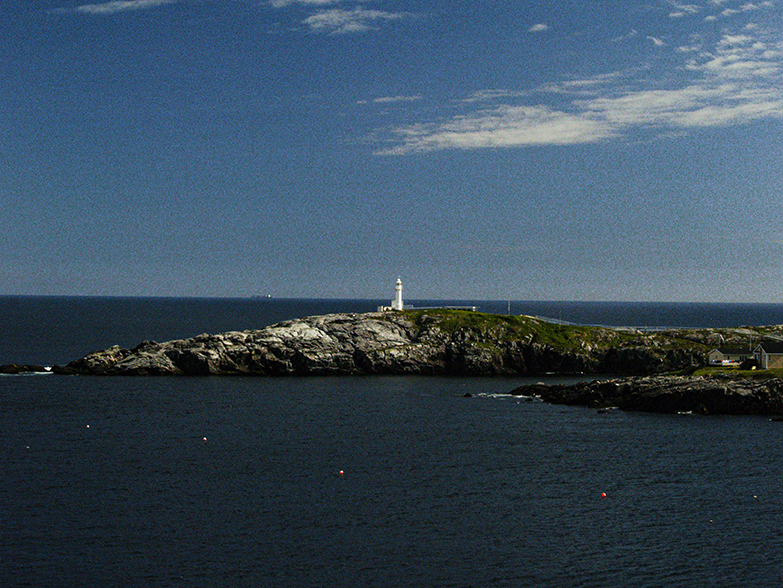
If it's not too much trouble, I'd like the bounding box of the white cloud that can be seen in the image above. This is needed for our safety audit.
[648,36,666,46]
[693,34,783,79]
[667,2,701,17]
[708,0,775,18]
[538,71,631,96]
[377,106,616,155]
[269,0,345,7]
[578,82,783,129]
[268,0,412,34]
[741,2,775,10]
[376,27,783,155]
[372,95,422,103]
[528,23,549,33]
[303,7,406,34]
[75,0,177,14]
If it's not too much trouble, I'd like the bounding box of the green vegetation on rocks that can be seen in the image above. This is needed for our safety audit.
[403,309,635,349]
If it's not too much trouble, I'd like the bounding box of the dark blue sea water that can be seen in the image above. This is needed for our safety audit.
[3,297,783,587]
[3,296,783,366]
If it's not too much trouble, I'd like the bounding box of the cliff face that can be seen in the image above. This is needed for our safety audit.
[55,310,712,377]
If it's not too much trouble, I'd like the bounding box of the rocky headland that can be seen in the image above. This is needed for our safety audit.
[43,308,772,378]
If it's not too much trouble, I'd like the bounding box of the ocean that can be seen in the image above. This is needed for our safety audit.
[4,296,783,366]
[2,297,783,587]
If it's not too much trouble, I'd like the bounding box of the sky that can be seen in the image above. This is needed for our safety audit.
[2,0,783,302]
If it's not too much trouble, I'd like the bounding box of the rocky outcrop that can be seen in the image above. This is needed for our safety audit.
[0,364,51,374]
[53,310,710,377]
[510,375,783,415]
[56,313,442,376]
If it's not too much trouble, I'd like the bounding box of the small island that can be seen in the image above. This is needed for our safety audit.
[8,308,783,415]
[50,309,708,377]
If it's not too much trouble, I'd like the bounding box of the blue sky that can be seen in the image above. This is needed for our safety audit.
[2,0,783,301]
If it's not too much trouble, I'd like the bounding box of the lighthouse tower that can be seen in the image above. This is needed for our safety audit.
[391,278,404,311]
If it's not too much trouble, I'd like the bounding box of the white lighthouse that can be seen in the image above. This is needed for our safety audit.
[391,278,404,311]
[378,278,405,312]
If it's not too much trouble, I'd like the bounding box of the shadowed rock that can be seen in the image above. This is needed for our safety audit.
[0,364,51,375]
[510,375,783,415]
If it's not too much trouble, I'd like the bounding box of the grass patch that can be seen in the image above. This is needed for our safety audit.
[401,309,636,351]
[689,367,783,379]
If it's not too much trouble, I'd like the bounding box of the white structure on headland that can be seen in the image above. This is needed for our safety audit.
[392,278,403,310]
[378,278,405,312]
[377,279,478,313]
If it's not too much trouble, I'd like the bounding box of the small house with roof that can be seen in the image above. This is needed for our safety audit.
[708,347,753,366]
[753,343,783,369]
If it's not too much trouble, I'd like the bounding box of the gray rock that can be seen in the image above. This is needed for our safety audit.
[54,310,761,378]
[62,313,435,376]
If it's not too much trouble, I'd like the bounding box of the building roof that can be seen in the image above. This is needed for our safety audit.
[754,342,783,355]
[710,347,752,355]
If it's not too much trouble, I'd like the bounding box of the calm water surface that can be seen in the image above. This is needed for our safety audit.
[3,297,783,586]
[3,375,783,587]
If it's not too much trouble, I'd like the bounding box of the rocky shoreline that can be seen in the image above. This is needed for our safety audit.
[509,375,783,416]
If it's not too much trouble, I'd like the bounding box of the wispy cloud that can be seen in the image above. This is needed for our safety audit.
[357,95,422,105]
[372,95,421,103]
[376,24,783,155]
[75,0,177,14]
[704,0,775,19]
[528,23,550,33]
[667,1,702,18]
[303,7,406,34]
[269,0,345,7]
[377,106,616,155]
[269,0,412,34]
[612,29,639,42]
[663,0,777,21]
